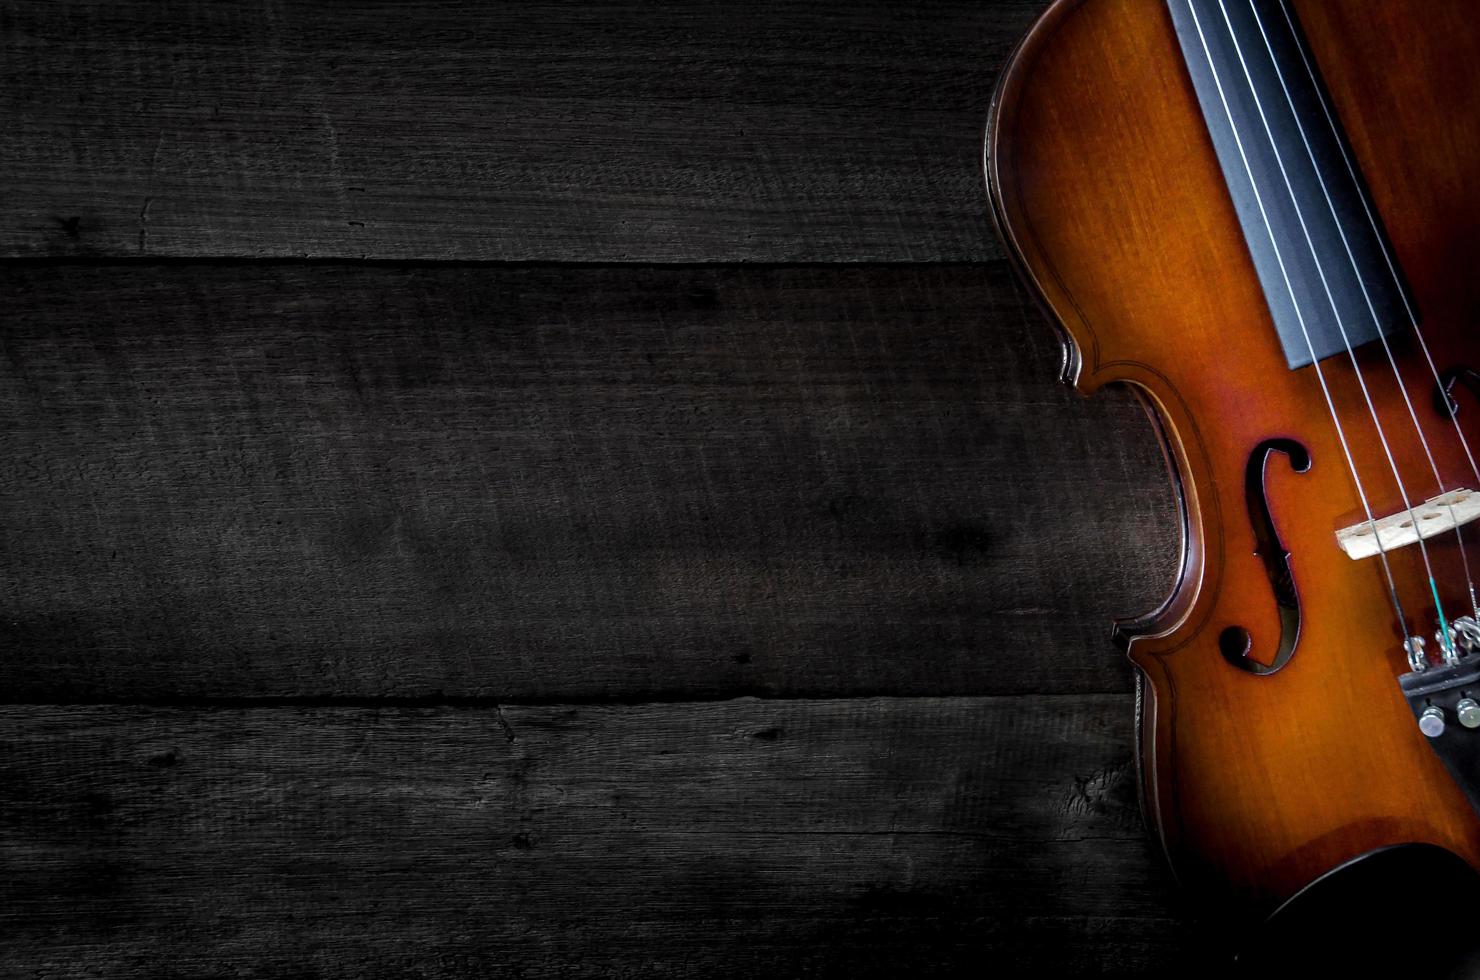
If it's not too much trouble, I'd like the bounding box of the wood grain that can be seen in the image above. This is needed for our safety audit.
[0,261,1177,701]
[988,0,1480,915]
[0,696,1199,978]
[1,1,1205,970]
[2,0,1042,263]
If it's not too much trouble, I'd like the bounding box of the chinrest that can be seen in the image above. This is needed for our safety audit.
[1237,844,1480,977]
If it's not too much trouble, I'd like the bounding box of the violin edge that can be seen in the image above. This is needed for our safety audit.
[982,0,1480,924]
[983,0,1199,910]
[984,0,1202,648]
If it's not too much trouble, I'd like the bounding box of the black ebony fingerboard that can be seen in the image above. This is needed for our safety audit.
[1167,0,1414,370]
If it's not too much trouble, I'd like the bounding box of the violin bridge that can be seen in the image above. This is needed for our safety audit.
[1336,488,1480,560]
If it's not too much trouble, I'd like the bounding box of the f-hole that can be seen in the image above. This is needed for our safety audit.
[1434,366,1480,419]
[1219,438,1311,676]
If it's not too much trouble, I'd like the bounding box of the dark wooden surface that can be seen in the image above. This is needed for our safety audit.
[0,698,1195,977]
[3,0,1040,262]
[1,262,1174,701]
[0,0,1200,975]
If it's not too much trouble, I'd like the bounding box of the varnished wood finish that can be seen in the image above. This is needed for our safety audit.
[988,0,1480,917]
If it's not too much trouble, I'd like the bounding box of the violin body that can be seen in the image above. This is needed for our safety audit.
[987,0,1480,919]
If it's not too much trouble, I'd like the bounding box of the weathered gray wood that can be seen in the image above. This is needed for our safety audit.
[1,1,1204,971]
[2,0,1041,262]
[0,262,1178,701]
[0,696,1199,977]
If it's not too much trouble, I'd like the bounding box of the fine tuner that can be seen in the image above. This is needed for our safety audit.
[1402,626,1480,815]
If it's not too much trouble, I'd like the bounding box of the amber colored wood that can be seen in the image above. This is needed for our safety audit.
[987,0,1480,919]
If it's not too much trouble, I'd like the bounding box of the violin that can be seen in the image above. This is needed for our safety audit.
[987,0,1480,950]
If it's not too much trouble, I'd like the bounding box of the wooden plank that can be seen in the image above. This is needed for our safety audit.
[0,261,1178,701]
[0,696,1198,977]
[2,0,1041,262]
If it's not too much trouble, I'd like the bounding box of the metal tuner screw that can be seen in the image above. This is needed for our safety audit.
[1458,698,1480,730]
[1453,616,1480,653]
[1406,635,1429,672]
[1438,628,1464,666]
[1420,706,1447,738]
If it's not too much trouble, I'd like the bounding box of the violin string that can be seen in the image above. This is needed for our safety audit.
[1215,0,1457,655]
[1212,0,1457,657]
[1249,0,1480,630]
[1183,0,1414,651]
[1266,0,1480,624]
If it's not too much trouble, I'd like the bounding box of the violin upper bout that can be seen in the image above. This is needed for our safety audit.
[986,0,1237,384]
[987,0,1220,642]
